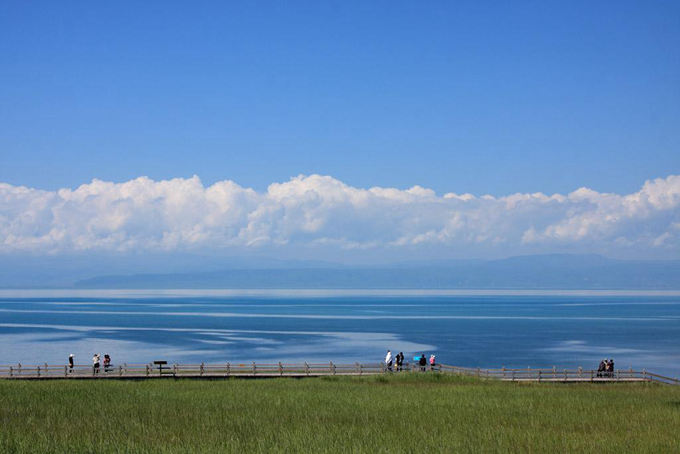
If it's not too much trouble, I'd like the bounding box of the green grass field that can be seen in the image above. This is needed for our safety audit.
[1,374,679,453]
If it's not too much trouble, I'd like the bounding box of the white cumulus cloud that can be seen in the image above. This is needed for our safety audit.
[1,174,679,257]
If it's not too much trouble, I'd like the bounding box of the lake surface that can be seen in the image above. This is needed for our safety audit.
[1,290,679,376]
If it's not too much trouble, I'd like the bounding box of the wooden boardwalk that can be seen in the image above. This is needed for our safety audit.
[438,364,680,385]
[1,362,678,385]
[0,362,384,380]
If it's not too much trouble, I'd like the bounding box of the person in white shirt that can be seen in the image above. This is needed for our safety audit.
[92,353,100,374]
[385,350,393,372]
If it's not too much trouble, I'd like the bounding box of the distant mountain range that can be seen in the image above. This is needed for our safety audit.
[69,254,680,290]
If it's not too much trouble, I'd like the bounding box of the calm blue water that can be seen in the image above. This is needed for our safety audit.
[1,290,679,376]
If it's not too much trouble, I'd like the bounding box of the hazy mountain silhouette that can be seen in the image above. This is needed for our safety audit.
[70,254,680,290]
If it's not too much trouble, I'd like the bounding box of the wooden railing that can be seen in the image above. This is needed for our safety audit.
[0,362,677,385]
[0,361,387,379]
[438,364,680,385]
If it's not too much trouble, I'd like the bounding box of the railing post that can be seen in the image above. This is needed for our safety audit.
[512,370,515,381]
[17,363,21,376]
[330,361,336,375]
[359,363,362,376]
[502,366,506,380]
[226,362,231,377]
[64,365,68,377]
[200,362,204,376]
[45,363,49,377]
[37,366,40,378]
[590,370,594,382]
[643,369,647,381]
[118,365,122,376]
[538,370,541,382]
[252,362,256,376]
[355,362,360,374]
[578,366,582,378]
[9,366,13,378]
[552,366,556,379]
[173,363,177,377]
[564,369,567,381]
[278,362,283,376]
[145,364,150,377]
[304,362,309,376]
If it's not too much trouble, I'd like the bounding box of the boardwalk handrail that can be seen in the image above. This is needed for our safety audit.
[643,371,680,385]
[0,362,677,385]
[0,362,387,379]
[438,364,680,385]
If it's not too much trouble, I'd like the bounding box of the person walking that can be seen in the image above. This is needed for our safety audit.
[92,353,100,374]
[608,358,615,378]
[597,359,606,378]
[604,358,611,378]
[429,354,436,371]
[385,350,393,372]
[396,352,404,372]
[103,354,111,372]
[68,354,74,373]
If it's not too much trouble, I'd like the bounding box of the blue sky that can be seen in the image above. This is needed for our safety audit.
[1,2,679,262]
[1,1,678,196]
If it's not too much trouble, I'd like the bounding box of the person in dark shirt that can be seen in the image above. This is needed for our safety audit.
[608,359,615,378]
[419,353,427,372]
[597,359,605,377]
[68,354,74,373]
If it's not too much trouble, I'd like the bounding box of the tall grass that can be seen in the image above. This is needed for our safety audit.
[1,374,678,453]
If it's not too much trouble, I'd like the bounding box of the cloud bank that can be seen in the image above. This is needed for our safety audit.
[1,174,679,257]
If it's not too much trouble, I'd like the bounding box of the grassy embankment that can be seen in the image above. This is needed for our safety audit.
[1,373,679,453]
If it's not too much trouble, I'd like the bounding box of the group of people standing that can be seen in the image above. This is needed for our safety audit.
[384,350,405,371]
[67,353,112,373]
[385,350,436,372]
[92,353,112,373]
[597,358,615,377]
[418,353,436,371]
